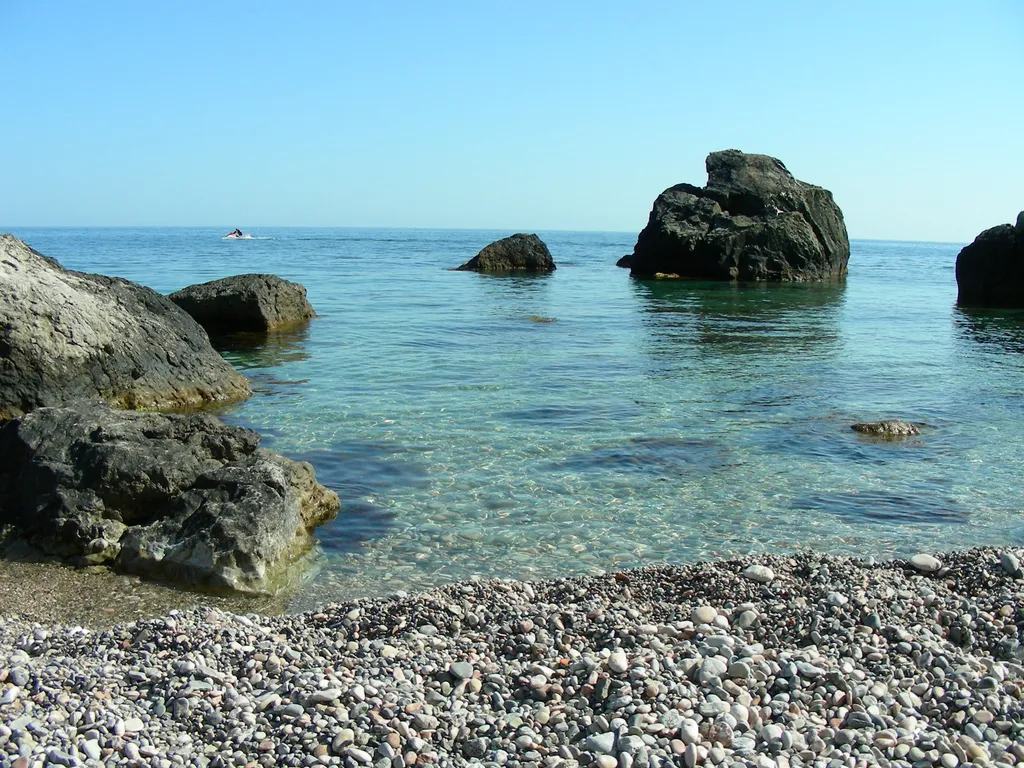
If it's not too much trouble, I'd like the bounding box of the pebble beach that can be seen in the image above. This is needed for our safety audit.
[2,548,1022,768]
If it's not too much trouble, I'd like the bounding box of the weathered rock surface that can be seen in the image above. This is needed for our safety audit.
[851,419,921,437]
[0,402,339,593]
[456,233,556,272]
[0,234,251,420]
[170,273,316,334]
[628,150,850,281]
[955,211,1024,308]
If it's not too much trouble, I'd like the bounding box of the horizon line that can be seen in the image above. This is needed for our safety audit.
[0,224,967,247]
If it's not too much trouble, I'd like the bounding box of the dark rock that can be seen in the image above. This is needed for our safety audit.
[616,253,633,269]
[0,234,251,420]
[456,234,555,272]
[955,211,1024,308]
[628,150,849,281]
[170,274,316,334]
[0,402,340,593]
[851,420,921,437]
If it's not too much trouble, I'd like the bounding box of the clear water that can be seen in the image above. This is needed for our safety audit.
[9,227,1024,608]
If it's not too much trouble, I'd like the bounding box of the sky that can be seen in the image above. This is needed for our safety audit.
[1,1,1021,241]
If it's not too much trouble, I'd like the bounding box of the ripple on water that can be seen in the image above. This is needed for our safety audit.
[498,402,642,429]
[554,436,732,476]
[792,489,969,525]
[756,416,963,466]
[290,443,431,552]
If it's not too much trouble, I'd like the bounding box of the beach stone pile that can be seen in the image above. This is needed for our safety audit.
[627,150,850,282]
[0,234,251,420]
[1,547,1021,768]
[170,274,317,335]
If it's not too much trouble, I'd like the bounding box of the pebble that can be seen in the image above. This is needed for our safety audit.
[742,564,775,583]
[999,550,1021,577]
[910,553,942,573]
[0,547,1020,768]
[608,650,629,674]
[692,605,718,624]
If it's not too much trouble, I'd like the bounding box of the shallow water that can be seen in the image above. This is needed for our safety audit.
[10,227,1024,608]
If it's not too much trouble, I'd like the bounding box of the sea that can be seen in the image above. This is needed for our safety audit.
[8,227,1024,609]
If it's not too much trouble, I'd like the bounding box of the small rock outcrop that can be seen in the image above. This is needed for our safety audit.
[0,234,251,420]
[456,234,556,272]
[628,150,850,281]
[955,211,1024,308]
[0,402,340,594]
[170,274,316,334]
[851,420,921,437]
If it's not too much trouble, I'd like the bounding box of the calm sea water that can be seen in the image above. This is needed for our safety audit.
[9,227,1024,608]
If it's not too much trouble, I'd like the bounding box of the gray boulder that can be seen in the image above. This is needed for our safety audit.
[628,150,850,281]
[456,233,556,272]
[955,211,1024,308]
[170,273,316,335]
[0,402,340,594]
[0,234,251,420]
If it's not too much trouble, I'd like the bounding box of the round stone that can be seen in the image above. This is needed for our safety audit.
[607,650,629,674]
[742,564,775,583]
[910,554,942,573]
[692,605,717,625]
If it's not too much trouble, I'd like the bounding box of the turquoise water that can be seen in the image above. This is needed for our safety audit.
[9,227,1024,607]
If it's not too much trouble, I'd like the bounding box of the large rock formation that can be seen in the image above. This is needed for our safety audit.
[170,274,316,335]
[0,234,251,420]
[955,211,1024,308]
[628,150,850,281]
[0,403,340,594]
[456,233,556,272]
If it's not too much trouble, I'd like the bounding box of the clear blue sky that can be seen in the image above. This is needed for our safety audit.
[1,1,1021,241]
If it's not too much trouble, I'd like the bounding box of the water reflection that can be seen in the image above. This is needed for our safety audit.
[213,323,313,369]
[632,279,845,356]
[954,307,1024,354]
[469,272,558,327]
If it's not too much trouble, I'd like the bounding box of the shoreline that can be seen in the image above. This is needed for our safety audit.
[2,547,1021,767]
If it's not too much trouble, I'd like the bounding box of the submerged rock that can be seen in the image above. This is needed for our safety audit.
[0,402,339,594]
[170,273,316,334]
[456,233,556,272]
[955,211,1024,308]
[851,420,921,437]
[628,150,850,281]
[0,234,251,420]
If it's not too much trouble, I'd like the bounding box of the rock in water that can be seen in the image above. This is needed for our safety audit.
[456,233,556,272]
[851,420,921,437]
[0,234,251,420]
[628,150,850,281]
[0,402,339,593]
[955,211,1024,308]
[170,273,317,334]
